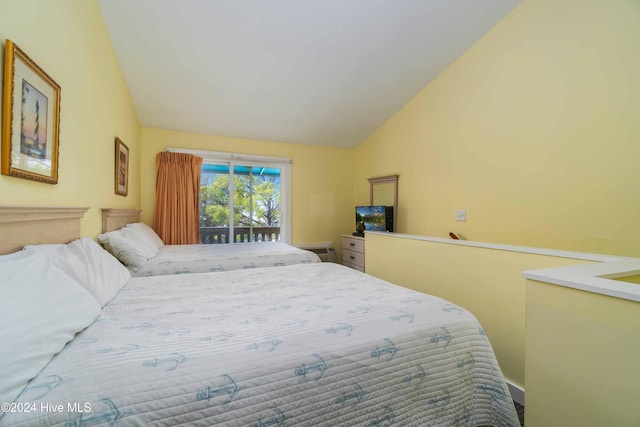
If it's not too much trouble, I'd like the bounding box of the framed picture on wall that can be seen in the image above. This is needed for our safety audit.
[1,39,61,184]
[115,137,129,196]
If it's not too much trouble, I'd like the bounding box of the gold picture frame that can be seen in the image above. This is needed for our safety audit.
[1,39,61,184]
[115,137,129,196]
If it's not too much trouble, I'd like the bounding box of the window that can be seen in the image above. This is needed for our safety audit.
[200,164,281,243]
[167,148,292,244]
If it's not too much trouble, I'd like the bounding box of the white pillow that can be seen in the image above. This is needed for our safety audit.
[126,222,164,251]
[0,251,101,411]
[98,227,157,271]
[24,238,131,307]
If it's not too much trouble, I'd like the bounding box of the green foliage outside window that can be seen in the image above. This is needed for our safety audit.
[200,172,280,228]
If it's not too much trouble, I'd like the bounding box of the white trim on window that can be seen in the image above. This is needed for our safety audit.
[167,148,292,165]
[168,148,292,243]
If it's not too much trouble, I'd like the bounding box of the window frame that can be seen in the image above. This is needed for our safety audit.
[167,148,292,243]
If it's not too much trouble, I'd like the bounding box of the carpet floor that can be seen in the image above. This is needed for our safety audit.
[514,401,525,426]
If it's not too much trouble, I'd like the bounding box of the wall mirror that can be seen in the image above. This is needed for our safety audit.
[368,175,398,232]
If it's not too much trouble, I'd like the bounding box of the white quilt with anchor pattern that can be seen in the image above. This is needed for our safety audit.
[2,263,519,426]
[130,242,321,277]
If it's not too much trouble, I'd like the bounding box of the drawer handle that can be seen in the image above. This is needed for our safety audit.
[350,243,355,246]
[350,256,355,260]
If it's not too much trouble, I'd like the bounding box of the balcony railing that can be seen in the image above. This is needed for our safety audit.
[200,226,281,244]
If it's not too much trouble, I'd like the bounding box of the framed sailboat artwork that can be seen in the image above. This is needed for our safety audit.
[1,39,61,184]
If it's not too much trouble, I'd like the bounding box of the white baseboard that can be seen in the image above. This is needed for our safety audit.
[507,381,525,406]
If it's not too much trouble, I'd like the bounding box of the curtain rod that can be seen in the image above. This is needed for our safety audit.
[167,148,292,165]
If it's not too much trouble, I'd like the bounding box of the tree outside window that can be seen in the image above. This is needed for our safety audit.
[199,165,281,243]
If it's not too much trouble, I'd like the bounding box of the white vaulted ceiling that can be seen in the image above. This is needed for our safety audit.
[97,0,520,148]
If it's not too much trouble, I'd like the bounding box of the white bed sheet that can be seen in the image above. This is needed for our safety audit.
[2,263,519,426]
[131,242,321,277]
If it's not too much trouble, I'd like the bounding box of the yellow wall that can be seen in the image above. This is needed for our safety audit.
[365,232,594,389]
[0,0,141,237]
[613,274,640,285]
[354,0,640,257]
[525,279,640,426]
[140,128,354,251]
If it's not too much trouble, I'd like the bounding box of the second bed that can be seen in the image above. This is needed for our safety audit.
[99,208,320,276]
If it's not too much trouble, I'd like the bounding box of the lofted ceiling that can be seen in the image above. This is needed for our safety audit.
[97,0,520,148]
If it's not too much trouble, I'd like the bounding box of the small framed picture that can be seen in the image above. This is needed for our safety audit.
[115,137,129,196]
[1,39,61,184]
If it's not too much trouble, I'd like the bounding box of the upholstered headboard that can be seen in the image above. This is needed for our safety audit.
[101,208,142,233]
[0,206,89,254]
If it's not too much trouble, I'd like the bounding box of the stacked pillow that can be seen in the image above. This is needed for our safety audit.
[23,237,131,306]
[97,223,163,271]
[0,249,104,417]
[1,229,161,417]
[125,222,165,251]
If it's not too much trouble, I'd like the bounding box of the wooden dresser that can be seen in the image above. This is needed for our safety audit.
[341,235,365,272]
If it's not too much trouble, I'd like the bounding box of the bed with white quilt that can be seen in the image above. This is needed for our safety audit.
[98,209,321,276]
[0,206,520,426]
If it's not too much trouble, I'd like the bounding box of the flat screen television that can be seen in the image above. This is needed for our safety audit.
[355,205,394,235]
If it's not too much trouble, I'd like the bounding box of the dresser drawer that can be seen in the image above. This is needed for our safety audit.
[342,248,364,267]
[342,237,365,253]
[341,235,365,272]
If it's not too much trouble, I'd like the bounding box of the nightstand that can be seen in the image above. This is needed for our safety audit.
[341,235,365,272]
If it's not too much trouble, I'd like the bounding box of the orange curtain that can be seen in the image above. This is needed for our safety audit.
[153,152,203,245]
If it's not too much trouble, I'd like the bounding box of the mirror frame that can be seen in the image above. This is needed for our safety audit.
[368,175,398,232]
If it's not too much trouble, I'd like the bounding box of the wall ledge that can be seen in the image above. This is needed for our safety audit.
[367,231,640,303]
[523,261,640,303]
